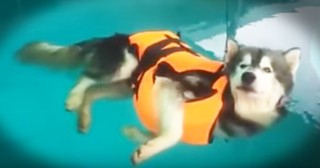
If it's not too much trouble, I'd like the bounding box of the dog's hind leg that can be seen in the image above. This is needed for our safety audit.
[65,43,138,112]
[77,80,132,133]
[65,76,97,112]
[62,34,137,132]
[131,77,184,165]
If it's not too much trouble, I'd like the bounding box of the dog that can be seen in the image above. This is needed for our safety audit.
[16,30,301,165]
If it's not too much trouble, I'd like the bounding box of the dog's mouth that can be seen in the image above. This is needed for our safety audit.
[236,85,256,93]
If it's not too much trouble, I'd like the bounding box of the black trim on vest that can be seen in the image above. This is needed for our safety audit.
[130,34,200,99]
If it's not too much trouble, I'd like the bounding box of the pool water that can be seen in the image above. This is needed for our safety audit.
[0,0,320,167]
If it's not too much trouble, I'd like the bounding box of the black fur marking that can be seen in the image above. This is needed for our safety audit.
[129,43,140,59]
[176,31,181,38]
[250,48,263,67]
[84,70,105,79]
[76,34,132,79]
[131,155,136,165]
[136,148,142,157]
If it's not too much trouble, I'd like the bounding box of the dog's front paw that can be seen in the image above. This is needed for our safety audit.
[131,141,157,165]
[77,110,91,134]
[65,93,83,111]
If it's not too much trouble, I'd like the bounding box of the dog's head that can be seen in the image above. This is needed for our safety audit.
[223,40,301,124]
[224,39,301,102]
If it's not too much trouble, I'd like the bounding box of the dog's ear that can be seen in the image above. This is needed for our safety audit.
[223,39,239,64]
[283,47,301,76]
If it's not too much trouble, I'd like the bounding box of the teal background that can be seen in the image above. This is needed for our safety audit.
[0,0,320,167]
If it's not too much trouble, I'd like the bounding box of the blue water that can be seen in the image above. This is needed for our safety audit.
[0,0,320,167]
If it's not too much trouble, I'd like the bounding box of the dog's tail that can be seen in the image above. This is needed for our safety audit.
[16,41,90,70]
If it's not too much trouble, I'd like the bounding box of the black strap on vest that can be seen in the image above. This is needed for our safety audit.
[130,34,201,99]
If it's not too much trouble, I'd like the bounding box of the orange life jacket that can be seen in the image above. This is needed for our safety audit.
[129,30,229,145]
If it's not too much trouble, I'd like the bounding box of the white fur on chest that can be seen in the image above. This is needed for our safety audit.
[213,97,280,139]
[234,97,279,127]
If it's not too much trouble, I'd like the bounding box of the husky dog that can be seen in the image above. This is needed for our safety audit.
[16,32,301,165]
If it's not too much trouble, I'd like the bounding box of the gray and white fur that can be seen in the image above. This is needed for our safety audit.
[16,33,301,165]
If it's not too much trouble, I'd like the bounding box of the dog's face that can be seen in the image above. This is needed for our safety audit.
[224,40,301,106]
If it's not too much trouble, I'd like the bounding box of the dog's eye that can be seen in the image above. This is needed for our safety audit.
[263,67,272,73]
[239,64,248,69]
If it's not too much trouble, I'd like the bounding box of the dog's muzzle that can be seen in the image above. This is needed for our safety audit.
[241,72,256,85]
[237,72,256,92]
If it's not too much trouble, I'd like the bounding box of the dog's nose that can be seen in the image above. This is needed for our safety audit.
[241,72,256,85]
